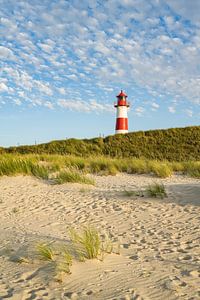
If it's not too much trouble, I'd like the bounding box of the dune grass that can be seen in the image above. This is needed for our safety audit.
[54,170,95,185]
[148,161,173,178]
[36,243,55,261]
[69,226,102,260]
[0,154,199,181]
[182,161,200,178]
[146,183,167,199]
[56,248,73,275]
[0,155,49,179]
[22,226,114,282]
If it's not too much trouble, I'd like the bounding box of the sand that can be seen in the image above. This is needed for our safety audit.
[0,173,200,300]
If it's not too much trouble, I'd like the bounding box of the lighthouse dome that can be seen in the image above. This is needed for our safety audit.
[116,90,127,98]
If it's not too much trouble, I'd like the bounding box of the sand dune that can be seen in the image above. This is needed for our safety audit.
[0,174,200,299]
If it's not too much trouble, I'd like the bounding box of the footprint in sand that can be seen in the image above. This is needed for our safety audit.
[0,287,14,299]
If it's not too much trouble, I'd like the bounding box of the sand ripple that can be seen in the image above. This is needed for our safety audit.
[0,174,199,299]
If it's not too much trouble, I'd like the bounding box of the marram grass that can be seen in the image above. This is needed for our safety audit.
[69,226,101,260]
[0,154,200,180]
[69,226,114,260]
[146,183,167,199]
[54,170,95,185]
[56,248,73,275]
[36,243,55,261]
[14,226,117,283]
[0,156,48,179]
[148,161,173,178]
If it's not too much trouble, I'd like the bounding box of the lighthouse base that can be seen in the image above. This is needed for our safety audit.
[115,130,128,134]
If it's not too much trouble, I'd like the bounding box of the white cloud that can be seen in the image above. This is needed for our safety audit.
[166,0,200,25]
[0,82,9,92]
[38,43,54,53]
[151,102,159,111]
[168,106,176,113]
[151,102,159,109]
[14,99,22,105]
[44,101,54,109]
[67,74,78,81]
[0,0,200,116]
[57,87,66,95]
[185,108,193,117]
[35,81,53,96]
[0,46,15,60]
[135,106,145,116]
[58,99,113,113]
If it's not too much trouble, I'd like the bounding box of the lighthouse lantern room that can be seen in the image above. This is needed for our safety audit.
[114,90,130,134]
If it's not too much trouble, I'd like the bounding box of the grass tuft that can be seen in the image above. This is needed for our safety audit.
[36,243,55,261]
[69,226,102,260]
[54,170,95,185]
[146,183,167,199]
[56,248,72,275]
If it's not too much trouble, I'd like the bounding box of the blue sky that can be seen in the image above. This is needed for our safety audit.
[0,0,200,147]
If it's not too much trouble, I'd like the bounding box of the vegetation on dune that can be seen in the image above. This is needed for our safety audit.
[36,243,55,261]
[2,126,200,161]
[123,183,167,199]
[146,183,167,199]
[53,170,95,185]
[0,154,200,180]
[0,155,49,179]
[69,227,102,260]
[17,226,115,282]
[0,126,199,180]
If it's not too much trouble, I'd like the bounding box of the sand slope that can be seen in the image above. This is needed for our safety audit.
[0,174,200,300]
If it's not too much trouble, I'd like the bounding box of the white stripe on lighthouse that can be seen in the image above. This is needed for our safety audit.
[115,129,128,134]
[116,106,128,118]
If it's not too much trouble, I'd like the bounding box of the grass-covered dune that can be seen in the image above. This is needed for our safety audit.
[2,126,200,161]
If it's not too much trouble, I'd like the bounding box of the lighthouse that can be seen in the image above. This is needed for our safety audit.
[114,90,130,134]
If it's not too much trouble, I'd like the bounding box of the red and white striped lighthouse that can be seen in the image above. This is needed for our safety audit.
[114,90,130,134]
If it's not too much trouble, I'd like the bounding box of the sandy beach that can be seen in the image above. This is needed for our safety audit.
[0,174,200,300]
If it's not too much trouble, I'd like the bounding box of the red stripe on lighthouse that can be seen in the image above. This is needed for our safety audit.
[115,118,128,130]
